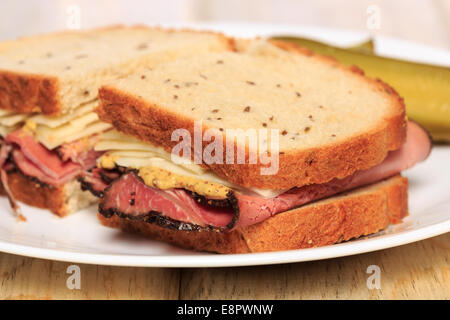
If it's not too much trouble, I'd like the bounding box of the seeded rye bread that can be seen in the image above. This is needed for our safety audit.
[98,39,406,190]
[98,175,408,253]
[0,25,234,115]
[0,26,234,216]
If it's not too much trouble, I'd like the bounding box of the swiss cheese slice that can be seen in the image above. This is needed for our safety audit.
[98,130,286,198]
[0,100,111,149]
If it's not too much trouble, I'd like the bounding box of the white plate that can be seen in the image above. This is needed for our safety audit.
[0,23,449,267]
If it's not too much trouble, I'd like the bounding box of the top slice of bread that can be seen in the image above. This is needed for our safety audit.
[98,39,406,190]
[0,26,234,115]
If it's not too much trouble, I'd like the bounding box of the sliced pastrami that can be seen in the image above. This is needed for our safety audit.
[78,168,121,198]
[99,172,235,229]
[5,130,82,180]
[0,129,106,214]
[0,140,24,219]
[56,135,103,168]
[234,121,432,227]
[11,150,80,186]
[3,129,105,188]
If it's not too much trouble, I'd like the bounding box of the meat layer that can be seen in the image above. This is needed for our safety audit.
[4,129,100,186]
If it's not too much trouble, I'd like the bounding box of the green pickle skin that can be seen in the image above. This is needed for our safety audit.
[273,37,450,142]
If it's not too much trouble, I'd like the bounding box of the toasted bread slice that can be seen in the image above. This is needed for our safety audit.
[98,175,408,253]
[5,171,97,217]
[98,39,406,190]
[0,26,233,115]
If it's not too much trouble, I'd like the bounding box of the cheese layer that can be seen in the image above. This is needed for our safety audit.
[96,130,285,198]
[0,100,111,149]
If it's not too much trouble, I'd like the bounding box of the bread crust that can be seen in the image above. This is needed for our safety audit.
[0,70,60,115]
[5,171,96,217]
[0,25,235,116]
[5,171,68,216]
[98,175,408,253]
[97,40,406,190]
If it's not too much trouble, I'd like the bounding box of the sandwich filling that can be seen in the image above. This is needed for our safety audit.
[0,102,111,215]
[84,120,431,231]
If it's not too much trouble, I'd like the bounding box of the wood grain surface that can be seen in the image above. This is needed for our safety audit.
[1,232,448,299]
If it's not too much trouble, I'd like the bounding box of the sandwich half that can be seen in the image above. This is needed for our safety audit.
[0,26,233,217]
[86,40,431,253]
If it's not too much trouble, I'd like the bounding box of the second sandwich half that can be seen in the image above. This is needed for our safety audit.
[0,26,233,217]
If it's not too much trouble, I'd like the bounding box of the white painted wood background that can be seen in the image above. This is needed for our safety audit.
[0,0,449,49]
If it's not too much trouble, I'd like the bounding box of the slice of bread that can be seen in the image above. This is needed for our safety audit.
[0,26,233,115]
[98,39,406,190]
[98,175,408,253]
[5,171,97,217]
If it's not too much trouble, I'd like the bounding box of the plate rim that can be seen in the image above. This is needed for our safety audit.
[0,218,448,267]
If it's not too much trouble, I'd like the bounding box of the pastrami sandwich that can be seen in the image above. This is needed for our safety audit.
[86,39,431,253]
[0,26,233,217]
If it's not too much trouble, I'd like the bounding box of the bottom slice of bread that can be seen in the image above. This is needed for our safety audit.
[5,171,97,217]
[98,175,408,253]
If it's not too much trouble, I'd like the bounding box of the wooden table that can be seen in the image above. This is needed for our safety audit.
[0,232,448,299]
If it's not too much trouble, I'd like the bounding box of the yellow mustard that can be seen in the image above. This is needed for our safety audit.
[139,166,230,198]
[23,119,37,135]
[99,154,119,169]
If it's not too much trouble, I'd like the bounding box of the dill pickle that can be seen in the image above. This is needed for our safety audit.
[273,36,450,142]
[348,39,374,54]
